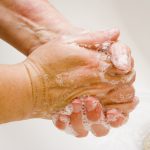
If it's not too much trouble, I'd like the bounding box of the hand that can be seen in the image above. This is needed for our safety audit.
[23,32,137,137]
[0,0,138,136]
[23,35,120,117]
[51,36,138,137]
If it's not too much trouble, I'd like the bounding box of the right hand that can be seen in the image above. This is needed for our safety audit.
[50,33,138,137]
[24,31,137,137]
[0,0,137,137]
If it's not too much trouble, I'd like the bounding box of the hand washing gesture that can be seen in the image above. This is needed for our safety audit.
[23,30,137,137]
[51,31,138,137]
[0,0,138,138]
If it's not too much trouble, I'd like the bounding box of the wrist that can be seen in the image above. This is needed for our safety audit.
[11,63,34,120]
[0,63,33,123]
[23,59,51,119]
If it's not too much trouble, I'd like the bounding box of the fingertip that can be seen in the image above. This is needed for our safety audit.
[76,131,89,138]
[109,115,128,128]
[110,42,132,74]
[70,108,89,137]
[55,115,70,130]
[91,124,110,137]
[106,109,128,128]
[108,28,120,41]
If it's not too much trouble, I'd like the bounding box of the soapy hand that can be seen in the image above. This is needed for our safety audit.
[24,29,122,116]
[51,32,138,137]
[0,0,138,137]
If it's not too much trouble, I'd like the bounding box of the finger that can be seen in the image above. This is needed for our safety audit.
[91,123,110,137]
[70,98,88,137]
[74,28,120,50]
[106,109,128,128]
[105,97,139,114]
[109,114,128,128]
[52,114,70,130]
[84,96,103,122]
[109,42,132,74]
[102,85,135,105]
[104,69,136,86]
[83,96,110,137]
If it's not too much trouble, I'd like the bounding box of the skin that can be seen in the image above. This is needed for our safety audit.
[24,37,137,137]
[51,41,138,137]
[0,0,74,55]
[0,63,32,123]
[0,0,138,137]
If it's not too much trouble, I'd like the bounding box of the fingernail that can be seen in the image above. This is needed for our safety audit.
[85,97,98,111]
[72,99,82,113]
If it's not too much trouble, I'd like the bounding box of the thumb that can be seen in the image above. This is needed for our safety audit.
[72,28,120,50]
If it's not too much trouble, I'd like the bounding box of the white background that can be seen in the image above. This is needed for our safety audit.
[0,0,150,149]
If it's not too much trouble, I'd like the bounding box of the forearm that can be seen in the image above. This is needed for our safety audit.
[0,63,33,123]
[0,0,72,55]
[1,0,71,32]
[0,4,42,55]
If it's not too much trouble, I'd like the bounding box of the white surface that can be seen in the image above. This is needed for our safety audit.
[0,0,150,150]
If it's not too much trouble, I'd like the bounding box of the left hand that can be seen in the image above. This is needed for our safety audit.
[51,33,138,137]
[0,0,138,137]
[0,0,119,54]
